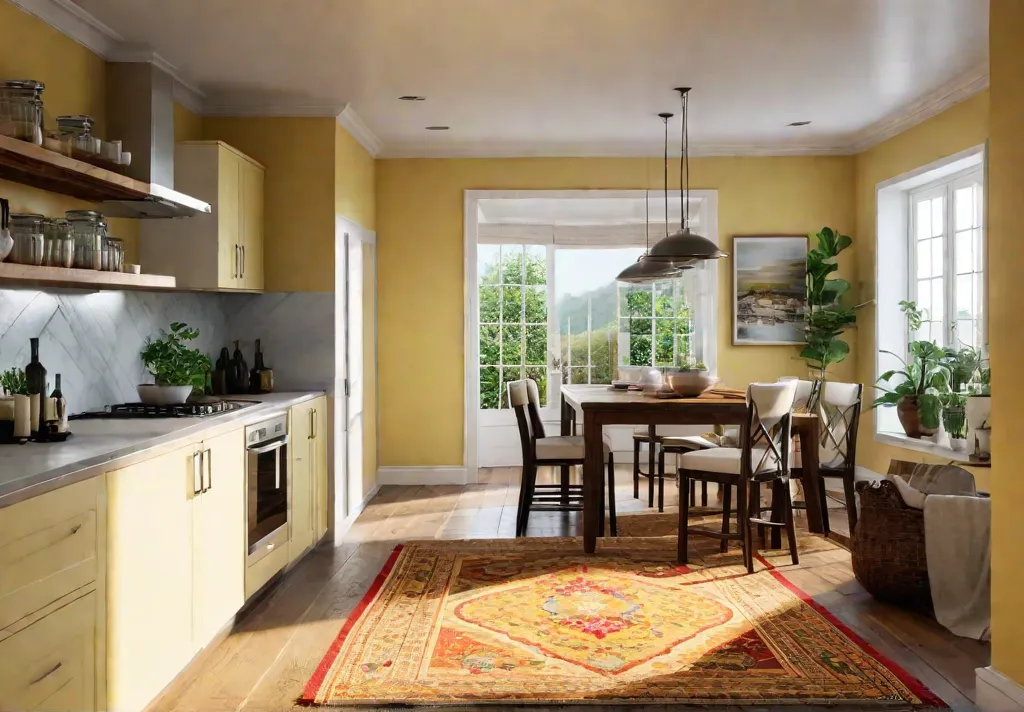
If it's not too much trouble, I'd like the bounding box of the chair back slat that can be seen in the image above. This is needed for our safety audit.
[507,379,537,466]
[743,381,797,477]
[817,381,863,469]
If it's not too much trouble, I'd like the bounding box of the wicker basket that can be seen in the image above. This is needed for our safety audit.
[851,462,932,614]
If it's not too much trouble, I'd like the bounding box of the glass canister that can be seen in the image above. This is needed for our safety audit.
[0,80,44,145]
[67,209,106,270]
[9,214,45,265]
[104,237,124,272]
[43,218,74,268]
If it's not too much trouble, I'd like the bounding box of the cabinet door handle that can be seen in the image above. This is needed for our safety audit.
[241,245,246,279]
[30,662,62,686]
[309,408,314,440]
[232,244,238,278]
[205,448,213,491]
[192,450,202,495]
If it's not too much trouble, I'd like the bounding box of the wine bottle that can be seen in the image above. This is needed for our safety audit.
[50,374,67,433]
[231,340,248,394]
[25,338,46,396]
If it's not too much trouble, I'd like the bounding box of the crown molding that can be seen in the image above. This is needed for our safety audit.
[847,63,989,154]
[336,104,383,157]
[379,140,849,159]
[201,103,346,118]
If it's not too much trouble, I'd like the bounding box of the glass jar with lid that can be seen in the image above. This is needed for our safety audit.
[104,237,124,272]
[66,209,106,270]
[9,214,45,265]
[0,80,44,145]
[43,218,74,268]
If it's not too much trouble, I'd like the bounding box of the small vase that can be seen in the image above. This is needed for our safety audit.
[950,437,968,452]
[13,394,30,438]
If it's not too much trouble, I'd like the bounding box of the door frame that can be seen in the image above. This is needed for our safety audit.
[463,189,719,480]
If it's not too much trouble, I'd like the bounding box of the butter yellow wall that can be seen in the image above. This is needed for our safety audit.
[988,0,1024,686]
[203,117,337,292]
[852,92,990,484]
[173,102,204,143]
[376,156,855,467]
[0,0,138,261]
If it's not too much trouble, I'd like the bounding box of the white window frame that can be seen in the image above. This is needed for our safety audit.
[907,166,985,350]
[464,189,719,480]
[873,144,986,461]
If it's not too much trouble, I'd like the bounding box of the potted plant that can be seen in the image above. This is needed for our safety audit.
[871,302,948,438]
[1,367,30,439]
[800,227,860,392]
[139,322,212,406]
[966,361,991,458]
[665,360,718,396]
[940,344,979,450]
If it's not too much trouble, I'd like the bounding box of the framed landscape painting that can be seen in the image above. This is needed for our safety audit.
[732,236,808,345]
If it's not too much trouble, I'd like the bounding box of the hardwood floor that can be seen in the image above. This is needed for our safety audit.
[147,466,989,712]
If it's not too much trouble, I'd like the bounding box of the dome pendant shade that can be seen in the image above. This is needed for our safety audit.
[645,227,726,265]
[616,253,687,283]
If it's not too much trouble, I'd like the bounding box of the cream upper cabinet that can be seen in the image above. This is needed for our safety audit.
[106,443,197,712]
[141,141,265,292]
[289,401,314,562]
[192,429,246,651]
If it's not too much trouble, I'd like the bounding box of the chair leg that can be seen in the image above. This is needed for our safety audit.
[818,474,831,535]
[783,479,800,566]
[560,465,570,506]
[843,471,858,535]
[689,478,696,507]
[648,441,656,507]
[519,464,538,537]
[701,481,708,507]
[738,478,754,574]
[751,483,767,550]
[515,465,530,537]
[678,473,690,564]
[598,463,606,538]
[720,482,732,553]
[632,438,641,499]
[607,454,617,537]
[657,448,666,513]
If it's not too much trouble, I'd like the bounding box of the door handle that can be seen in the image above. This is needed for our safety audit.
[274,444,281,489]
[309,408,315,440]
[233,244,238,278]
[192,450,202,495]
[241,245,246,279]
[205,448,213,491]
[30,662,62,686]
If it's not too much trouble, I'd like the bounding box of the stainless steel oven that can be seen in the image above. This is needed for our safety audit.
[246,414,289,565]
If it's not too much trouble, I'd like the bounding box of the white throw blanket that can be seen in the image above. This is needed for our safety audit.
[923,494,992,641]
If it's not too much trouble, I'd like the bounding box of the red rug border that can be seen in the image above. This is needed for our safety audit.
[298,544,404,705]
[300,543,947,708]
[767,568,947,708]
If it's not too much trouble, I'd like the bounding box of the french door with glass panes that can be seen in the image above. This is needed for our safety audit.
[476,242,712,467]
[909,167,985,350]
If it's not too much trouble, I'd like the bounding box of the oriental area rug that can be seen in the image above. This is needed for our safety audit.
[301,536,943,707]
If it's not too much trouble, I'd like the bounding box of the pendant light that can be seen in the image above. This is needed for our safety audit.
[646,87,727,264]
[616,113,687,283]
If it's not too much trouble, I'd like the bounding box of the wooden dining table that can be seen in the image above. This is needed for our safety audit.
[560,384,826,554]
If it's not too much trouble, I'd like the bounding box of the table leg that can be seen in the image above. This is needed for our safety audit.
[798,418,825,533]
[583,414,603,554]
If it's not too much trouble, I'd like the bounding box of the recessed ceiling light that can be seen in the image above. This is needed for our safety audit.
[425,125,449,131]
[787,121,812,127]
[399,95,426,101]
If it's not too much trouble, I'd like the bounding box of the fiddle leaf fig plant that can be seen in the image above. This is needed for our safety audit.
[140,322,212,391]
[801,227,859,383]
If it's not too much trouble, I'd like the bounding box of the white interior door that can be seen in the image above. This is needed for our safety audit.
[346,231,366,517]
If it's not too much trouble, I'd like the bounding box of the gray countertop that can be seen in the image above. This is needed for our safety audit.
[0,392,325,507]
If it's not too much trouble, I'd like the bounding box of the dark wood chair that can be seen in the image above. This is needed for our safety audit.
[676,382,799,573]
[508,379,617,537]
[792,381,863,534]
[633,427,710,512]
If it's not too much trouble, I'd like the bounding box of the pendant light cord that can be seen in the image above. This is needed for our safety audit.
[662,114,669,238]
[645,189,649,251]
[677,88,691,229]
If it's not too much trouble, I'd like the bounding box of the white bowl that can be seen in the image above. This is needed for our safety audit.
[137,384,193,406]
[665,370,719,397]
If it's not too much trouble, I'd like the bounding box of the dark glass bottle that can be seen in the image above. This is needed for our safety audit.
[249,339,265,393]
[231,340,248,394]
[25,337,46,396]
[50,374,67,432]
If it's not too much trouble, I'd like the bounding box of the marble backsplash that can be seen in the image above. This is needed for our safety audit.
[0,288,228,414]
[0,288,336,415]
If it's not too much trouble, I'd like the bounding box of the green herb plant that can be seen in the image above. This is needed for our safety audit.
[871,301,949,431]
[0,367,29,396]
[800,227,860,384]
[140,322,212,391]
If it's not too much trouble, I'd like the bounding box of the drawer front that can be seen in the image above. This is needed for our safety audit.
[0,479,100,631]
[245,543,290,601]
[0,592,97,712]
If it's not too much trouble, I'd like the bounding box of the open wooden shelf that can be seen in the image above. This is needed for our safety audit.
[0,134,153,203]
[0,263,176,291]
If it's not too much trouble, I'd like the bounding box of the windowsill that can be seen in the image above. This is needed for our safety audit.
[875,431,974,463]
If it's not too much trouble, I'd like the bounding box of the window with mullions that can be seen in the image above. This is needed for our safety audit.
[478,244,548,409]
[618,280,694,368]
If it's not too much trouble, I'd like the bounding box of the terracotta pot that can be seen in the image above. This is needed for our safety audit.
[896,396,937,439]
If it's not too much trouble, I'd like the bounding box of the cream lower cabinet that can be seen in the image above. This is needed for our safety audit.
[289,396,329,561]
[106,429,245,712]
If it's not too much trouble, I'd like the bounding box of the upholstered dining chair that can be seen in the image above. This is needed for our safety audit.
[676,381,799,573]
[792,381,864,534]
[508,379,617,538]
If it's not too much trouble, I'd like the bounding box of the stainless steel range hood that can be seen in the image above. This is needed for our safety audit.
[104,62,210,219]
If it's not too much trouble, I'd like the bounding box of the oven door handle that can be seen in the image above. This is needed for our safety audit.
[246,435,288,455]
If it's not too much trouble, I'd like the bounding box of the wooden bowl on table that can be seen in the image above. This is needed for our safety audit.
[665,370,719,397]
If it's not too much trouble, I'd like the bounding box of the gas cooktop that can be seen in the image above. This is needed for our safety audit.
[70,399,259,420]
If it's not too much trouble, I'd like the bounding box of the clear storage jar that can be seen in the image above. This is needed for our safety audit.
[43,218,74,268]
[67,209,106,270]
[9,214,45,265]
[104,237,124,272]
[0,80,44,145]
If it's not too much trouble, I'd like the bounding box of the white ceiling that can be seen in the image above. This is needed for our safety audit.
[63,0,989,157]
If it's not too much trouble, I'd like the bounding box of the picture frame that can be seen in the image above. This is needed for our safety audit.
[732,235,808,346]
